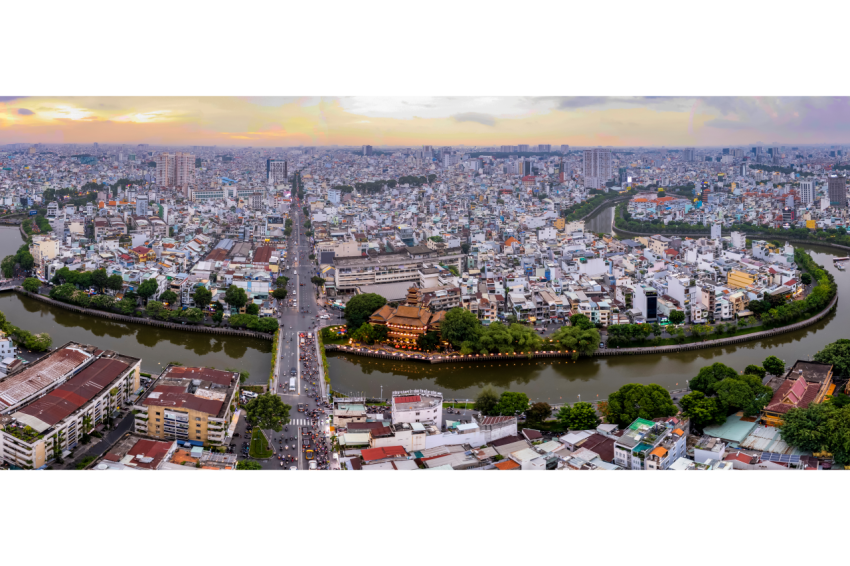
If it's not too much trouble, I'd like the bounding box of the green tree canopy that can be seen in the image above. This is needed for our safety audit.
[91,268,108,291]
[668,310,685,325]
[236,460,263,470]
[714,374,773,417]
[567,402,600,430]
[763,355,785,376]
[569,313,594,330]
[22,277,40,293]
[246,303,260,316]
[441,307,482,347]
[813,339,850,377]
[272,288,288,300]
[245,393,291,432]
[493,391,530,416]
[473,386,499,416]
[136,278,158,303]
[744,365,767,379]
[690,362,738,394]
[343,293,387,331]
[224,285,248,310]
[159,289,178,306]
[607,383,678,427]
[556,404,572,427]
[192,286,212,309]
[185,308,203,323]
[526,402,551,423]
[679,391,726,429]
[107,274,124,292]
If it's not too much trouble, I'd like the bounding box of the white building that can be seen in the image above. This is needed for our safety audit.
[391,390,442,425]
[583,148,612,189]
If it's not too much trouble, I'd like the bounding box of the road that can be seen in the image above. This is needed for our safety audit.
[240,199,334,470]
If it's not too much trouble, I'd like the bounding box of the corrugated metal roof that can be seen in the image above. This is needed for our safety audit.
[0,347,93,410]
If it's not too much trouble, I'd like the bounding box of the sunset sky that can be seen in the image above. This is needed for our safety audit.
[1,96,848,147]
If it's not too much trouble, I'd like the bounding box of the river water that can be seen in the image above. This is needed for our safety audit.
[327,205,848,402]
[0,226,272,381]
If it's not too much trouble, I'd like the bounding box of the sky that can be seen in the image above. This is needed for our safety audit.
[1,96,849,148]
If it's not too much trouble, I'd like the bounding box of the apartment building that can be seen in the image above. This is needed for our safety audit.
[613,418,687,470]
[0,344,141,469]
[156,152,196,188]
[134,366,239,447]
[334,247,463,293]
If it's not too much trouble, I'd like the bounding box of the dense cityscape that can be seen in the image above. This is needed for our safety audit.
[0,138,848,471]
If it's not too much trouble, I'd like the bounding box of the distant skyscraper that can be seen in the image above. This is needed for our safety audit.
[683,148,695,162]
[517,144,529,152]
[722,148,730,155]
[136,194,148,217]
[267,159,288,185]
[538,144,551,152]
[828,175,847,207]
[155,152,195,187]
[522,160,532,176]
[619,167,628,184]
[799,180,815,205]
[560,145,570,153]
[583,148,612,189]
[362,145,373,156]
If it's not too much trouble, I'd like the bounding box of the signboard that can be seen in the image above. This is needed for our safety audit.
[28,210,37,216]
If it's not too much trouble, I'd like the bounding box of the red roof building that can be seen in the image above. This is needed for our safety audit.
[360,446,407,462]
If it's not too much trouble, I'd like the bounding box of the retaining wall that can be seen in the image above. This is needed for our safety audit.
[12,288,274,340]
[325,292,838,364]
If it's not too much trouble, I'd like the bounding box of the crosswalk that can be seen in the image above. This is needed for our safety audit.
[289,418,319,426]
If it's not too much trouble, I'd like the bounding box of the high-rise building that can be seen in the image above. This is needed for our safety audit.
[560,145,570,153]
[266,159,288,185]
[362,145,373,156]
[799,180,815,205]
[722,148,730,155]
[136,195,148,217]
[517,144,530,152]
[619,167,628,184]
[583,148,612,189]
[155,152,195,188]
[538,144,551,152]
[683,148,695,162]
[828,175,847,207]
[500,145,512,153]
[522,160,532,176]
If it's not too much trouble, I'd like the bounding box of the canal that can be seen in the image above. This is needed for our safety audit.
[327,204,848,402]
[0,225,272,381]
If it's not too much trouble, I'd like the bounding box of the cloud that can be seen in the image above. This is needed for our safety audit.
[16,108,34,115]
[0,96,24,102]
[452,112,495,126]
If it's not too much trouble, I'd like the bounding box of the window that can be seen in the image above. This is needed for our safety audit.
[195,417,201,421]
[156,418,161,422]
[196,424,201,428]
[196,435,201,440]
[415,412,420,416]
[155,411,161,416]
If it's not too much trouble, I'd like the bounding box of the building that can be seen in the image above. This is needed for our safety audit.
[390,390,443,425]
[0,344,141,469]
[799,180,815,205]
[266,159,288,185]
[156,152,196,188]
[328,188,341,205]
[583,148,612,189]
[362,145,373,157]
[613,417,687,470]
[133,366,240,447]
[136,194,149,217]
[761,360,833,427]
[369,287,445,345]
[828,175,847,207]
[683,148,696,162]
[333,247,464,294]
[634,284,658,322]
[538,144,551,152]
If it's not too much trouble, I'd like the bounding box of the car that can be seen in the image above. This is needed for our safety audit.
[309,460,317,470]
[306,449,314,460]
[290,368,297,376]
[599,342,605,348]
[289,466,298,471]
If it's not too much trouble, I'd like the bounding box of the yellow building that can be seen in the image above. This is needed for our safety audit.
[553,218,565,230]
[135,366,239,447]
[727,270,755,289]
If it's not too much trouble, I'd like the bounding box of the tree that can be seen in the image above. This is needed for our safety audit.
[494,391,530,416]
[245,393,291,432]
[441,307,482,347]
[668,310,685,325]
[416,331,440,351]
[118,297,137,315]
[145,300,164,317]
[606,383,678,427]
[159,289,178,307]
[474,386,499,415]
[90,294,115,311]
[23,331,52,352]
[310,276,326,287]
[1,255,16,278]
[779,403,837,453]
[527,402,551,423]
[763,355,785,376]
[800,273,812,285]
[192,286,212,310]
[744,364,767,379]
[343,293,387,331]
[91,268,108,292]
[212,311,224,323]
[236,460,263,470]
[22,277,40,293]
[185,308,203,323]
[228,313,256,328]
[107,274,124,292]
[246,303,260,316]
[813,339,850,377]
[49,283,76,302]
[714,374,773,416]
[17,251,34,272]
[679,391,725,429]
[567,402,600,430]
[556,404,572,427]
[275,276,289,288]
[690,362,738,394]
[569,313,594,330]
[224,285,248,311]
[137,278,158,304]
[272,288,288,300]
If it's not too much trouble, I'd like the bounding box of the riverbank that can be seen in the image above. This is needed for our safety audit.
[14,288,275,340]
[325,291,836,364]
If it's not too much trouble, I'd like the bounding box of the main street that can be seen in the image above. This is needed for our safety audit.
[259,198,334,470]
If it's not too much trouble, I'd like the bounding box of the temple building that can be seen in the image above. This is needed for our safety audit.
[369,287,445,344]
[761,360,833,427]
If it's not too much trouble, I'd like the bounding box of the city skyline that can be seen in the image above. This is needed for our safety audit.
[3,96,850,147]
